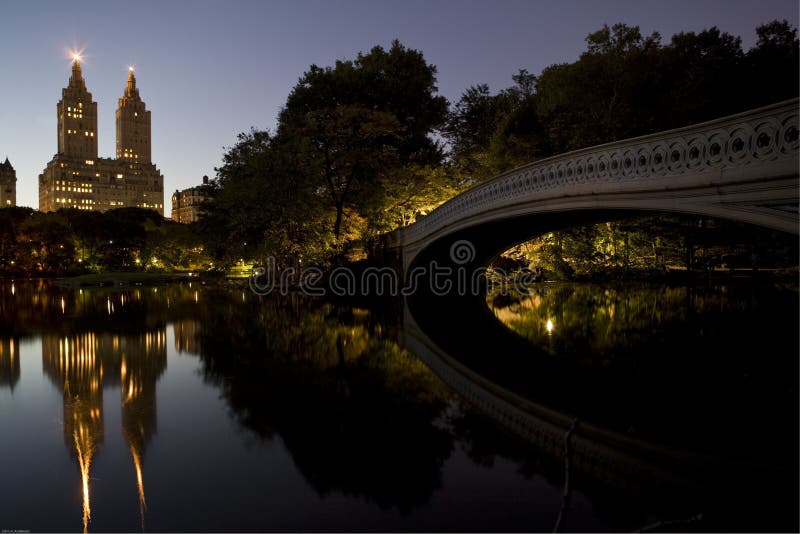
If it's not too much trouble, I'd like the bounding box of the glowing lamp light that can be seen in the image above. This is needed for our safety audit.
[546,319,554,334]
[128,65,134,72]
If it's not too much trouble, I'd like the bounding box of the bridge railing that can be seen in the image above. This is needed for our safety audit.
[398,99,798,245]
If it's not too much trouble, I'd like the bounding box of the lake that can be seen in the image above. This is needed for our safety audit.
[0,279,797,531]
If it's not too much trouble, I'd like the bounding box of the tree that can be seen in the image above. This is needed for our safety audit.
[17,213,75,273]
[443,70,540,179]
[292,105,403,248]
[0,208,34,271]
[536,23,664,152]
[484,95,551,174]
[272,40,449,255]
[660,27,744,126]
[200,129,331,268]
[443,84,509,173]
[366,164,459,232]
[279,40,448,165]
[745,20,799,107]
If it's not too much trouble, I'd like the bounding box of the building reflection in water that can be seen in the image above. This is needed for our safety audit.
[173,320,200,354]
[42,329,167,532]
[0,338,21,391]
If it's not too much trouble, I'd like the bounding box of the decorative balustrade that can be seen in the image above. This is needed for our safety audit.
[399,100,798,245]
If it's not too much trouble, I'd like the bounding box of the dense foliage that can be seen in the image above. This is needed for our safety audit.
[201,41,457,268]
[0,207,209,275]
[200,21,797,274]
[444,20,799,179]
[493,215,798,280]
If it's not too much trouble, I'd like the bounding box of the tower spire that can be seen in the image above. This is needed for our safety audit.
[125,67,137,97]
[116,66,151,163]
[58,52,97,159]
[70,54,84,85]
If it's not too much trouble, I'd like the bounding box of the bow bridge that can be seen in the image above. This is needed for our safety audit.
[385,99,799,272]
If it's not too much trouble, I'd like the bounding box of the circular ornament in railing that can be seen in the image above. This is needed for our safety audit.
[686,135,706,170]
[666,139,688,173]
[521,171,531,191]
[585,155,596,178]
[726,124,754,163]
[650,142,669,175]
[635,147,650,177]
[532,169,543,188]
[621,149,637,177]
[564,162,576,184]
[596,154,610,178]
[752,119,779,159]
[608,151,622,177]
[778,114,799,155]
[574,158,586,182]
[705,130,728,167]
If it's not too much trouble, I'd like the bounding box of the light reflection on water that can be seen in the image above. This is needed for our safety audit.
[0,280,797,531]
[0,282,583,532]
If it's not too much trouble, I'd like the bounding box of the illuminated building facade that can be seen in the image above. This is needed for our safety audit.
[171,175,210,223]
[0,158,16,207]
[39,58,164,214]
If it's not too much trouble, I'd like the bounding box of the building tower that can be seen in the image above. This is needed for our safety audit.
[40,57,164,215]
[116,68,151,163]
[57,57,98,160]
[0,158,16,207]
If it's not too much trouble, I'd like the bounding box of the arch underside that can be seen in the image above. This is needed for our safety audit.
[403,172,798,272]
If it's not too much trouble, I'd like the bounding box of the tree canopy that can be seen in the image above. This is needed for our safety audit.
[203,21,798,270]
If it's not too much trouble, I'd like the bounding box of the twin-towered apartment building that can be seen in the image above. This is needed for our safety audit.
[38,57,166,215]
[1,57,210,221]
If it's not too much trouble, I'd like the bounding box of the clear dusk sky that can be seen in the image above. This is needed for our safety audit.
[1,0,797,210]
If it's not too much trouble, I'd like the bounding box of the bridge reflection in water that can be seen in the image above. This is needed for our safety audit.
[401,276,798,529]
[0,281,796,531]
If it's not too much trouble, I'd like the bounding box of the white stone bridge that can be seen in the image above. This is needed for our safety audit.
[386,100,798,520]
[387,99,798,272]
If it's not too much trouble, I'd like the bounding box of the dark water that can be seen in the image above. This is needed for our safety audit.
[0,279,797,532]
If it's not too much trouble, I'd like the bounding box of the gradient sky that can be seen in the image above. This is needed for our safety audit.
[1,0,797,209]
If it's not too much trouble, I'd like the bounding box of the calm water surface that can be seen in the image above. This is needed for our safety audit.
[0,280,797,531]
